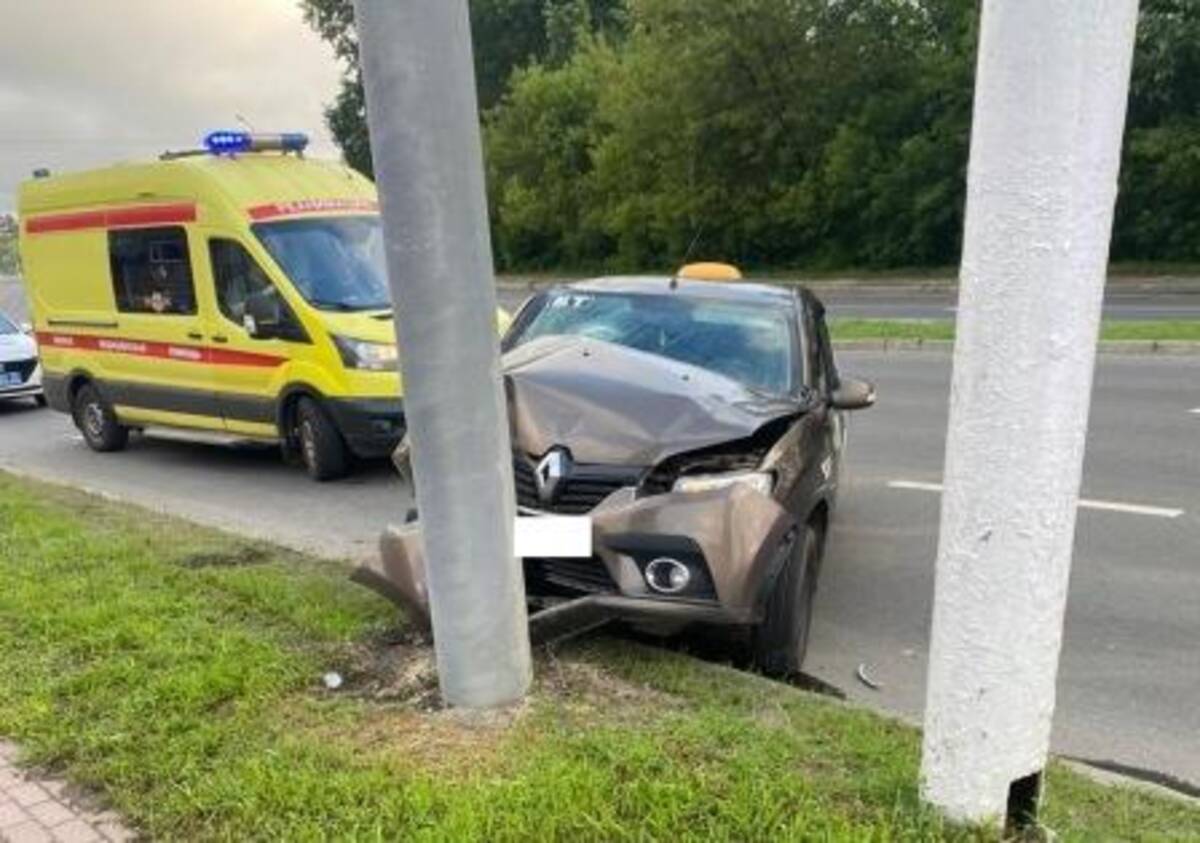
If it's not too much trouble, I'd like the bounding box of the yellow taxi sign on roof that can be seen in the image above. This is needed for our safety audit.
[676,262,743,281]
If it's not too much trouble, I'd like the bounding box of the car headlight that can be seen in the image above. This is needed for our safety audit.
[334,335,398,372]
[672,471,773,496]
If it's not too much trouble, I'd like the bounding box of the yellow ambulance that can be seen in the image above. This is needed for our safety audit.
[18,131,510,480]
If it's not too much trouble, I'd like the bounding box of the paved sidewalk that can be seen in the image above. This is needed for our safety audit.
[0,742,133,843]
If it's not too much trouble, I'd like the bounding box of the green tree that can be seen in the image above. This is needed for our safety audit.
[300,0,625,176]
[1113,0,1200,261]
[0,215,19,276]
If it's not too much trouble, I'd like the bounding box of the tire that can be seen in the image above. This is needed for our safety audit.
[34,394,48,408]
[752,524,822,678]
[295,396,350,481]
[72,383,128,452]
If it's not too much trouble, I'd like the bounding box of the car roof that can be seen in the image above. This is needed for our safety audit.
[563,275,805,308]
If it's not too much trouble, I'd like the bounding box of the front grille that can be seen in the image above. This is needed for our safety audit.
[0,357,36,384]
[525,556,617,595]
[513,455,642,514]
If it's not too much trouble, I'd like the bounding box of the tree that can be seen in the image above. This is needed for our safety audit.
[305,0,1200,269]
[1112,0,1200,261]
[300,0,625,176]
[0,215,19,277]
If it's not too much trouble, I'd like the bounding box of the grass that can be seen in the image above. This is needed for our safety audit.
[1,474,1198,841]
[830,319,1200,343]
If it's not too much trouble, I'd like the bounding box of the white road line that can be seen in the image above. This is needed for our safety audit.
[1189,407,1200,415]
[887,480,1184,519]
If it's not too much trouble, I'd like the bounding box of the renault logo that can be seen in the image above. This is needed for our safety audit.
[535,448,572,504]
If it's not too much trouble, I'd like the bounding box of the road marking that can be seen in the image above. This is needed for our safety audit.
[1189,407,1200,415]
[887,480,1184,519]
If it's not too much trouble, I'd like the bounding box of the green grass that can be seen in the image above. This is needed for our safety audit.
[830,319,1200,343]
[1,474,1197,841]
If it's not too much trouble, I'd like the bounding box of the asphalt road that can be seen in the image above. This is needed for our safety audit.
[5,276,1200,324]
[1,351,1196,789]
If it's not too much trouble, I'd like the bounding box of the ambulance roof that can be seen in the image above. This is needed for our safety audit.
[17,153,374,220]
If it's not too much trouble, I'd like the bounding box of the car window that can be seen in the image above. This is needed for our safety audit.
[510,291,794,396]
[108,227,196,315]
[210,238,285,326]
[252,216,391,312]
[0,312,16,335]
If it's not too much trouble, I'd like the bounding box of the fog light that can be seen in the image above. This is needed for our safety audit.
[645,558,691,595]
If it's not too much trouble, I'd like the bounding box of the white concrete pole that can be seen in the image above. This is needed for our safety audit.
[352,0,532,708]
[921,0,1139,825]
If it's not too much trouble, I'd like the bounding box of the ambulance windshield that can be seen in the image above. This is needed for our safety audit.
[253,216,392,312]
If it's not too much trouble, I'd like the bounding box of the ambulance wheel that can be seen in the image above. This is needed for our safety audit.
[295,397,349,482]
[751,524,821,679]
[73,383,128,453]
[34,394,48,408]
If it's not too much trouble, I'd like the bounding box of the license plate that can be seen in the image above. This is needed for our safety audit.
[1,372,21,386]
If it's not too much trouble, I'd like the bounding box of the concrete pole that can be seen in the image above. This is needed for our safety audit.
[921,0,1139,825]
[352,0,532,708]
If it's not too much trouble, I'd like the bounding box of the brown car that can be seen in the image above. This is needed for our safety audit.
[357,268,874,676]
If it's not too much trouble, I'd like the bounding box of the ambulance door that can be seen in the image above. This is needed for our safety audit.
[202,235,303,437]
[104,225,223,430]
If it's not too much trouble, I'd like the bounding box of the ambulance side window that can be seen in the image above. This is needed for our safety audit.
[108,227,196,315]
[209,239,301,338]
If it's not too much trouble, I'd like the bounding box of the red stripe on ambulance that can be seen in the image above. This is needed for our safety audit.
[36,331,284,369]
[247,198,378,220]
[26,203,197,235]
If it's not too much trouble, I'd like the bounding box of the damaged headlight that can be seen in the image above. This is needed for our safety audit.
[672,471,774,496]
[334,335,399,371]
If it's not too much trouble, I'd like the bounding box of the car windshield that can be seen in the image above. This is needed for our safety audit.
[252,216,391,312]
[511,290,794,395]
[0,312,17,335]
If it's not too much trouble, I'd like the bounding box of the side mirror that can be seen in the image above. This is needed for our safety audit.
[19,322,33,335]
[831,377,876,411]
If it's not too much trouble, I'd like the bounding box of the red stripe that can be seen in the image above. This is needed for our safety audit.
[36,331,284,369]
[248,198,378,221]
[26,203,197,235]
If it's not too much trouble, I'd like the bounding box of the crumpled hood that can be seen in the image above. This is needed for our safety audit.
[502,336,801,466]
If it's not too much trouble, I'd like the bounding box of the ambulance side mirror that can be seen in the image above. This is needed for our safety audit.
[20,322,33,335]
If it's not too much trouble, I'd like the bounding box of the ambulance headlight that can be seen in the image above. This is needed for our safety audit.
[333,335,398,372]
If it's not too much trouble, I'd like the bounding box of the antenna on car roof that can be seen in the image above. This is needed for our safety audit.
[671,222,706,290]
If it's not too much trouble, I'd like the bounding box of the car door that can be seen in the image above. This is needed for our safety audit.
[202,235,305,437]
[104,225,224,429]
[807,301,846,490]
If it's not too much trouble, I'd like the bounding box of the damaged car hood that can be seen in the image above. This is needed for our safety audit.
[502,336,803,466]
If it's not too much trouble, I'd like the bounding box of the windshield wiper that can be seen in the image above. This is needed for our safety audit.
[307,299,358,312]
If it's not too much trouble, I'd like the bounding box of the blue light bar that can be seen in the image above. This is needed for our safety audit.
[202,131,309,155]
[204,130,252,154]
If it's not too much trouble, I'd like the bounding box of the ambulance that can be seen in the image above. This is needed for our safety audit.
[18,131,510,480]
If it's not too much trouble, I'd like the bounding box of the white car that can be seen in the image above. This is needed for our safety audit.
[0,310,45,406]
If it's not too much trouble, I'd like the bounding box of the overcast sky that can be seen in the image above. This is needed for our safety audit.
[0,0,343,214]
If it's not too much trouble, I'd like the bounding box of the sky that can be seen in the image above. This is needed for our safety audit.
[0,0,344,214]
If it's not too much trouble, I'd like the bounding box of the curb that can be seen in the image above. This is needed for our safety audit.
[832,339,1200,355]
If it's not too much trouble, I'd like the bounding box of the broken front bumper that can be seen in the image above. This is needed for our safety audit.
[354,483,797,635]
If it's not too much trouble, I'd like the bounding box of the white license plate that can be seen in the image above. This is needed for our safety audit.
[0,372,21,387]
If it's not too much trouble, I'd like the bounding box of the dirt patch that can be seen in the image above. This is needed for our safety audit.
[176,544,273,569]
[307,632,681,772]
[537,647,679,721]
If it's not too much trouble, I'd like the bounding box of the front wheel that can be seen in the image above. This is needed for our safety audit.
[295,397,350,482]
[72,383,128,452]
[752,524,822,678]
[34,394,48,408]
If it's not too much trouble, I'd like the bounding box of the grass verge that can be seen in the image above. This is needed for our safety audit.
[1,473,1197,840]
[830,319,1200,343]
